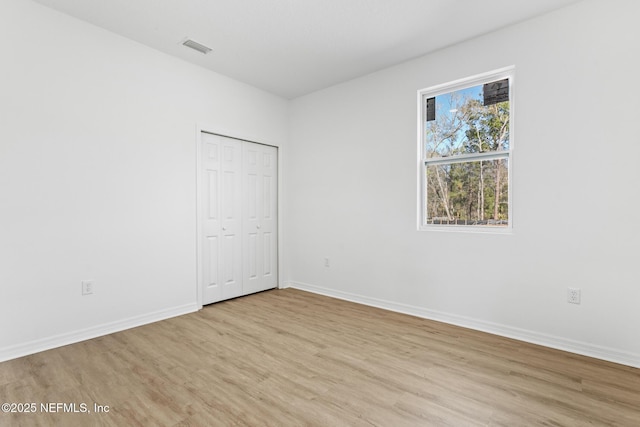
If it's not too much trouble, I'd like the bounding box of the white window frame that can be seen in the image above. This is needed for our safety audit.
[417,66,514,233]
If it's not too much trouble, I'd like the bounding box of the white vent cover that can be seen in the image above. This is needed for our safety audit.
[182,39,212,54]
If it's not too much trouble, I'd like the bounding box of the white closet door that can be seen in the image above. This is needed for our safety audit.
[243,142,278,294]
[219,137,243,301]
[202,133,222,304]
[201,134,243,304]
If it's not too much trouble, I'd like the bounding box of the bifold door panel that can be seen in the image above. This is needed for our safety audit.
[243,142,278,295]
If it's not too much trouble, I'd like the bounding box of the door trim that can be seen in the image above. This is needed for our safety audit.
[196,123,281,308]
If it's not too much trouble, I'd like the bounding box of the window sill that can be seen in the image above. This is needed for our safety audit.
[418,224,513,235]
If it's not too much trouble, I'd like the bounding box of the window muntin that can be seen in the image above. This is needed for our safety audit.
[419,68,513,230]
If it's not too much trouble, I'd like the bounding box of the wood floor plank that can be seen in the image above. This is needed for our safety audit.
[1,288,639,426]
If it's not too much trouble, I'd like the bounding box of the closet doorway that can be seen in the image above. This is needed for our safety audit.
[199,132,278,305]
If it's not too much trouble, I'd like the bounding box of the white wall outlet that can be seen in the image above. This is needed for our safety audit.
[324,257,330,268]
[82,280,94,296]
[567,287,581,304]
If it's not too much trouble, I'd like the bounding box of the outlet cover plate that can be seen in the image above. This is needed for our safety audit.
[82,280,94,296]
[567,287,581,304]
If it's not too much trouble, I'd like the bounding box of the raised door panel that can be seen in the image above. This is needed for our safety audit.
[201,133,222,304]
[219,138,243,300]
[260,146,278,291]
[243,143,260,294]
[243,142,277,294]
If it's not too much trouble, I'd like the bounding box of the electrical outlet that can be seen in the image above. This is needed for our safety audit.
[567,287,581,304]
[324,257,330,268]
[82,280,94,296]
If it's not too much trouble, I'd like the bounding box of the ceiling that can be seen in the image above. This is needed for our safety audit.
[33,0,581,99]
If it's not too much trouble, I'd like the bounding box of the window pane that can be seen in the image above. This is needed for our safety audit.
[425,82,509,159]
[426,159,508,226]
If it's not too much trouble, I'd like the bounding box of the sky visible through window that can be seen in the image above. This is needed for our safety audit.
[439,85,482,114]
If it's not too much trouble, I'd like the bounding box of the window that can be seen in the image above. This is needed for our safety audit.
[418,67,513,231]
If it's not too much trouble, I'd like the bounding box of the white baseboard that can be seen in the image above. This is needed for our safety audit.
[290,281,640,369]
[0,303,198,363]
[278,281,293,289]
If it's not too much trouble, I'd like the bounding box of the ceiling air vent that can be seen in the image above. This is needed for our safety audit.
[182,39,212,54]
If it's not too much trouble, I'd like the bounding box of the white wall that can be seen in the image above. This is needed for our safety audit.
[0,0,288,360]
[286,0,640,367]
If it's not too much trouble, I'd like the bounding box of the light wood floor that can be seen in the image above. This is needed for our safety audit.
[1,289,639,426]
